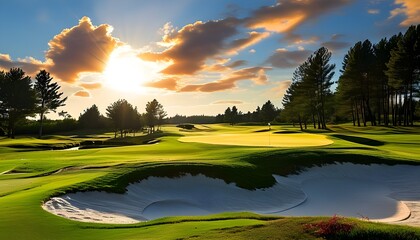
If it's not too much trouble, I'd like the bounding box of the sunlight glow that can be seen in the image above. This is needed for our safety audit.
[104,45,163,93]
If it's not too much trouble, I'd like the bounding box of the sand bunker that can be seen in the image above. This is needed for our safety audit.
[43,163,420,227]
[179,133,333,147]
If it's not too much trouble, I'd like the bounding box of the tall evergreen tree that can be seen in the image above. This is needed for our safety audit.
[224,107,232,123]
[0,68,36,138]
[282,61,312,130]
[79,104,102,129]
[387,25,420,126]
[307,47,335,129]
[34,70,67,138]
[261,100,277,123]
[156,103,167,130]
[337,40,375,126]
[230,106,239,125]
[145,99,165,133]
[282,47,334,129]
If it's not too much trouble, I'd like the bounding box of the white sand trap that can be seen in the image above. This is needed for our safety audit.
[43,163,420,227]
[43,175,306,224]
[179,133,333,147]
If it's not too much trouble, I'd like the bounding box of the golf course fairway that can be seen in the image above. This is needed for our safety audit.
[1,124,420,240]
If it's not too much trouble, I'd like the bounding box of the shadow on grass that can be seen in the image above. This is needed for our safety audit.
[273,130,300,134]
[331,125,420,135]
[332,134,385,146]
[254,129,271,133]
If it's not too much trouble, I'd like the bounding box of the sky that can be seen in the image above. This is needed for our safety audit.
[0,0,419,118]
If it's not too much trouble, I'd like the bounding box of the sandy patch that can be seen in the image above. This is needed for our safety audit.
[179,133,333,147]
[43,163,420,227]
[43,175,306,224]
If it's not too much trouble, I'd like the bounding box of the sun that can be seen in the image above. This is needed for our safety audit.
[103,45,161,93]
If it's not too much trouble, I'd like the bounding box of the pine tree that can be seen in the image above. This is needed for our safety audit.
[387,25,419,126]
[0,68,37,138]
[34,70,67,138]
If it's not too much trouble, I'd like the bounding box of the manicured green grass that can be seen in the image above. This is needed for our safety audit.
[0,123,419,239]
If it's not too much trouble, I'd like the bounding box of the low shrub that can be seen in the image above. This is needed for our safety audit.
[304,215,355,239]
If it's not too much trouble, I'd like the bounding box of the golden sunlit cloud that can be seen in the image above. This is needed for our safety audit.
[246,0,353,33]
[145,77,179,91]
[227,31,270,55]
[205,59,247,73]
[0,54,43,75]
[79,82,102,90]
[179,67,270,92]
[390,0,420,26]
[138,18,271,92]
[139,18,240,75]
[249,14,305,33]
[104,45,167,93]
[74,90,91,97]
[47,16,118,83]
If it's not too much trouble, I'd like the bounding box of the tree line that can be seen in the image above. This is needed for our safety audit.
[282,24,420,129]
[215,100,280,125]
[0,67,167,138]
[0,68,66,138]
[281,47,335,130]
[78,99,166,138]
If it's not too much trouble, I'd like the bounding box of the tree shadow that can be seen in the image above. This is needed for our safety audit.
[273,130,300,134]
[332,134,385,146]
[254,129,271,133]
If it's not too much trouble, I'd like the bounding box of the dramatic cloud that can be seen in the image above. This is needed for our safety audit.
[227,60,247,68]
[46,16,118,83]
[79,82,102,90]
[246,0,353,33]
[205,59,248,73]
[227,31,270,54]
[145,77,178,91]
[0,54,43,75]
[179,67,270,92]
[1,17,118,85]
[390,0,420,26]
[74,90,90,97]
[140,17,269,77]
[212,100,244,105]
[321,41,351,51]
[139,18,240,75]
[283,34,320,45]
[266,49,312,68]
[321,34,350,51]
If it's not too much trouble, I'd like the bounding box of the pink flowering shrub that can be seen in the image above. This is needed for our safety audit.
[304,215,355,239]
